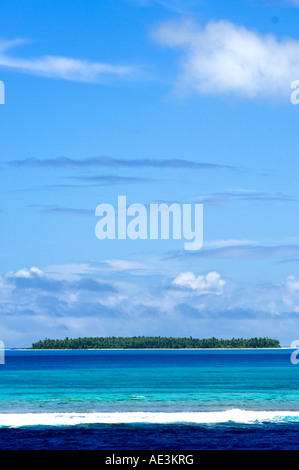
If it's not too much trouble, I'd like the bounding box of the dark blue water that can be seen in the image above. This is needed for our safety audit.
[0,349,299,449]
[1,422,299,450]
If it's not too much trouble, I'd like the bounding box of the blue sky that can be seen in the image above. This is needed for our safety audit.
[1,0,299,347]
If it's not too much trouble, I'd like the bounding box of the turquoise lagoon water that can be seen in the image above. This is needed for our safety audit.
[1,349,299,449]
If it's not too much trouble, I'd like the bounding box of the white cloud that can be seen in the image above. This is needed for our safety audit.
[153,17,299,99]
[0,39,136,83]
[281,275,299,313]
[285,275,299,292]
[13,266,44,278]
[172,271,226,295]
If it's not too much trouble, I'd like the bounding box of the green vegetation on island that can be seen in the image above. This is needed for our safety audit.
[31,336,281,349]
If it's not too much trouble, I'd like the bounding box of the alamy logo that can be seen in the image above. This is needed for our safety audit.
[290,340,299,364]
[290,80,299,105]
[0,340,5,365]
[0,81,5,104]
[95,196,203,251]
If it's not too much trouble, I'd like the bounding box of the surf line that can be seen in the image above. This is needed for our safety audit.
[95,196,203,251]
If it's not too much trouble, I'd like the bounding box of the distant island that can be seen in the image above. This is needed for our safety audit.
[31,336,281,349]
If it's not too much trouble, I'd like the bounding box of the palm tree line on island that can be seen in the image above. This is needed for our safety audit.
[31,336,280,349]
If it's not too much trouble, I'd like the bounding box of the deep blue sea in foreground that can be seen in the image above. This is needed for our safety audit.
[1,348,299,450]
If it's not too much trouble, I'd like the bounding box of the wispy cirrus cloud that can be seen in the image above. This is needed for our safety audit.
[40,206,94,217]
[10,173,150,193]
[7,155,235,171]
[196,189,297,206]
[125,0,199,13]
[0,38,137,83]
[70,174,150,185]
[177,243,299,260]
[152,17,299,99]
[203,239,258,249]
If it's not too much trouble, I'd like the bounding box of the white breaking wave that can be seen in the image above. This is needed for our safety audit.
[1,409,299,427]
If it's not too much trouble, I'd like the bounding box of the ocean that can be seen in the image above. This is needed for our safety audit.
[0,348,299,450]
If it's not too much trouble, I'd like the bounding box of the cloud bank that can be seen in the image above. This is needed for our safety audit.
[1,261,299,347]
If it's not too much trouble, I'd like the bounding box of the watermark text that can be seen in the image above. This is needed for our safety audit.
[291,80,299,104]
[95,196,203,251]
[0,81,4,104]
[0,340,5,364]
[291,340,299,364]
